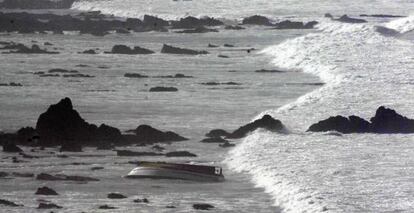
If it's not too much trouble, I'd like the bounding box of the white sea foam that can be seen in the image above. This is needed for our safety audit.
[226,18,414,212]
[386,15,414,33]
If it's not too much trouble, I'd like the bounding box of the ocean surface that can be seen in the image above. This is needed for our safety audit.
[1,0,414,212]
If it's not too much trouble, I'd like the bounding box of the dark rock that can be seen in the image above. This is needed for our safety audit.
[218,54,229,58]
[200,137,228,143]
[35,186,59,195]
[224,25,245,30]
[307,106,414,134]
[274,20,318,29]
[81,49,97,54]
[223,44,234,47]
[149,87,178,92]
[176,26,218,33]
[255,69,285,73]
[12,172,34,178]
[37,202,62,209]
[360,14,405,18]
[332,15,367,23]
[36,173,99,182]
[161,44,209,55]
[107,193,127,199]
[124,73,149,78]
[0,172,8,178]
[3,142,23,152]
[370,106,414,133]
[166,205,176,208]
[205,129,230,138]
[227,115,285,139]
[48,69,78,73]
[62,73,95,78]
[0,0,75,9]
[307,115,370,133]
[116,150,164,157]
[171,16,223,29]
[151,145,165,151]
[44,42,53,46]
[0,199,23,207]
[242,15,272,26]
[133,198,149,203]
[96,124,122,142]
[39,74,60,77]
[90,166,104,171]
[115,28,130,34]
[16,126,37,143]
[99,204,117,209]
[166,151,197,157]
[0,82,23,87]
[208,43,218,48]
[35,97,103,146]
[193,203,214,210]
[59,143,82,152]
[143,15,169,28]
[153,73,193,78]
[3,44,59,54]
[127,125,188,142]
[105,45,154,54]
[219,142,235,148]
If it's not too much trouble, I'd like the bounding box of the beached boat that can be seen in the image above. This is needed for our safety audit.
[125,161,225,182]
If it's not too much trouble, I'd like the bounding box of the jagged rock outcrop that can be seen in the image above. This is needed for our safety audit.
[171,16,223,29]
[149,87,178,92]
[242,15,272,26]
[307,106,414,134]
[205,129,230,138]
[227,115,285,139]
[165,151,197,157]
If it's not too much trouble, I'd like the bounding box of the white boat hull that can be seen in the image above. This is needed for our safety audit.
[125,167,225,182]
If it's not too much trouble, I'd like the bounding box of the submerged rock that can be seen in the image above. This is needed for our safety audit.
[0,199,23,207]
[124,73,149,78]
[35,186,59,195]
[107,193,127,199]
[99,204,117,209]
[327,14,367,23]
[161,44,208,55]
[307,106,414,134]
[242,15,272,26]
[165,151,197,157]
[205,129,230,138]
[224,25,245,30]
[149,86,178,92]
[255,69,285,73]
[200,137,228,143]
[116,150,163,157]
[143,15,169,27]
[208,43,219,48]
[48,68,78,73]
[193,203,214,210]
[36,173,99,182]
[227,115,285,139]
[37,202,62,209]
[105,45,154,54]
[219,142,235,148]
[176,26,218,33]
[81,49,97,54]
[133,198,149,203]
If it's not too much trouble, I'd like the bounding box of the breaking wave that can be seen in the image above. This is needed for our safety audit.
[226,17,414,213]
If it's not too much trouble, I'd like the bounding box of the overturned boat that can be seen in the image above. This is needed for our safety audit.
[125,161,224,182]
